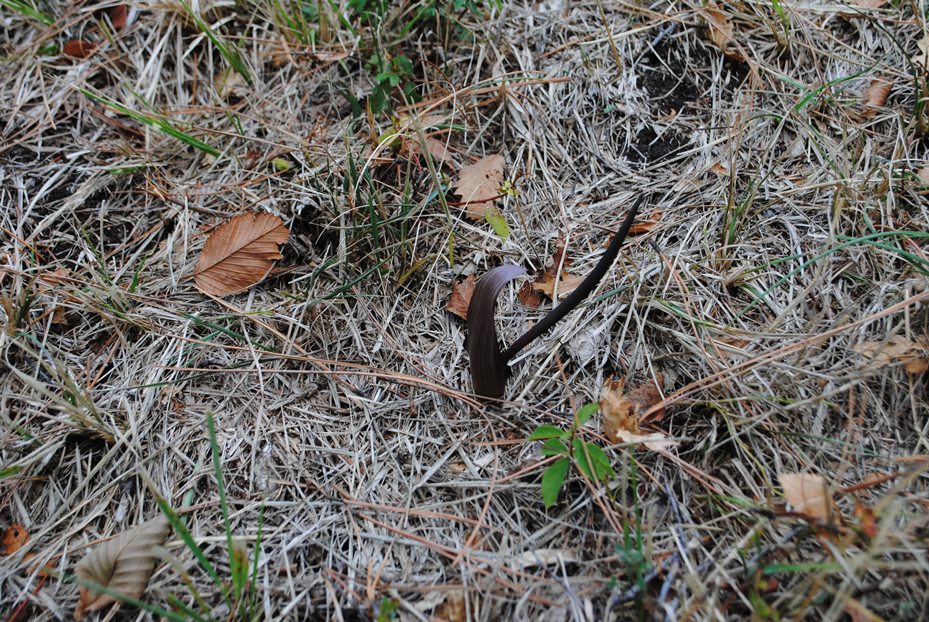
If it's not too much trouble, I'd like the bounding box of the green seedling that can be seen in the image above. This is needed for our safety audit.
[527,403,614,508]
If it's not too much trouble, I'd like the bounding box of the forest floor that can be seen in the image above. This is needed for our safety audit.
[2,1,929,620]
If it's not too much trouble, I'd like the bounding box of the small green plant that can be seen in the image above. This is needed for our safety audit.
[368,52,414,114]
[527,403,614,508]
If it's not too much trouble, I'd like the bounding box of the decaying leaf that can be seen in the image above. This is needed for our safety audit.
[532,271,585,299]
[860,78,892,118]
[446,274,475,320]
[517,280,543,309]
[778,473,832,522]
[854,335,929,374]
[601,376,673,450]
[403,136,453,168]
[2,523,29,555]
[110,5,128,29]
[628,208,662,234]
[62,40,98,59]
[194,212,290,297]
[704,2,741,60]
[454,154,505,220]
[915,34,929,69]
[74,516,170,620]
[433,591,466,622]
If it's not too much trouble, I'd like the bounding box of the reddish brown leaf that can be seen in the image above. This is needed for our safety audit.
[454,154,504,220]
[110,5,128,29]
[194,212,290,297]
[517,280,543,308]
[628,208,662,234]
[854,335,929,374]
[446,274,475,320]
[705,2,742,60]
[860,78,892,118]
[2,523,29,555]
[853,501,878,540]
[62,40,97,59]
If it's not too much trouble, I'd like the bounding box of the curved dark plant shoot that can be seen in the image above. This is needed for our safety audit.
[467,196,643,399]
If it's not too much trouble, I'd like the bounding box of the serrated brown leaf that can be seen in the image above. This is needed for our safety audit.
[454,154,504,220]
[778,473,832,522]
[194,212,289,297]
[74,516,170,621]
[62,40,97,59]
[2,523,29,555]
[601,376,672,450]
[446,274,475,320]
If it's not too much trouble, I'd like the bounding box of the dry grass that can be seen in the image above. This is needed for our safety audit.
[2,0,929,620]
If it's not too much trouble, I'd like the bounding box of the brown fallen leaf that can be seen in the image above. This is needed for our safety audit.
[915,34,929,69]
[62,40,98,59]
[446,274,475,320]
[860,77,892,118]
[532,270,585,299]
[854,335,929,374]
[704,1,742,60]
[778,473,832,522]
[403,136,454,168]
[853,500,878,540]
[454,154,505,220]
[194,212,290,297]
[517,280,543,308]
[2,523,29,555]
[74,516,170,621]
[628,208,662,234]
[110,5,128,30]
[601,376,672,450]
[432,591,466,622]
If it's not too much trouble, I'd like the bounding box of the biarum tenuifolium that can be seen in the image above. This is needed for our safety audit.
[466,195,642,398]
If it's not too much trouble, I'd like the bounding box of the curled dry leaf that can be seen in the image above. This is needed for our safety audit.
[778,473,832,522]
[517,280,543,309]
[74,516,170,621]
[601,376,673,450]
[454,154,505,220]
[194,212,290,297]
[854,335,929,374]
[628,208,662,234]
[446,274,475,320]
[2,523,29,555]
[704,1,742,60]
[62,40,98,59]
[860,78,892,118]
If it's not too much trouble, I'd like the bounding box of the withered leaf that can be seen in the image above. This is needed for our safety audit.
[628,208,662,234]
[194,212,289,297]
[110,5,128,30]
[915,34,929,69]
[854,335,929,374]
[454,154,505,220]
[2,523,29,555]
[601,376,673,450]
[532,271,585,299]
[74,516,170,620]
[861,78,892,118]
[446,274,475,320]
[62,40,98,59]
[778,473,832,522]
[705,2,740,60]
[517,280,543,309]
